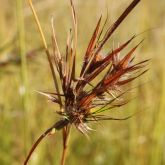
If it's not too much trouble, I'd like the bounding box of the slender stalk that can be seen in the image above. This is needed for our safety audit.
[27,0,62,106]
[24,119,69,164]
[151,69,165,165]
[16,0,28,154]
[24,125,56,165]
[61,126,71,165]
[28,0,47,49]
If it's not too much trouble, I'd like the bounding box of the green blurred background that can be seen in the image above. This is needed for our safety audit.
[0,0,165,164]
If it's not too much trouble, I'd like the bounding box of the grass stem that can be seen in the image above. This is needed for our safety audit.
[16,0,29,155]
[61,126,71,165]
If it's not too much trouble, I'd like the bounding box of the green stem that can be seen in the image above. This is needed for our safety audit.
[151,70,165,165]
[16,0,28,154]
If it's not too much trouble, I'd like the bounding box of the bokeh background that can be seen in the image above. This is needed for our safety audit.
[0,0,165,164]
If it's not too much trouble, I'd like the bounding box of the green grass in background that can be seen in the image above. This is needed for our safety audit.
[0,0,165,164]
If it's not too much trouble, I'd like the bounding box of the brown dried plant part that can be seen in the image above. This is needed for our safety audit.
[24,0,148,164]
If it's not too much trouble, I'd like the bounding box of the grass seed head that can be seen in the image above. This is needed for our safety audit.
[25,0,148,164]
[45,0,147,134]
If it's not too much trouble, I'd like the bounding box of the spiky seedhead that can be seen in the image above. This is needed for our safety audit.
[25,0,148,164]
[46,0,147,134]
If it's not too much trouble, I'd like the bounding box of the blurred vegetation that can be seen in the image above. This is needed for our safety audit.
[0,0,165,164]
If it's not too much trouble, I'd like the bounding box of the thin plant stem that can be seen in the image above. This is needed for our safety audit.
[16,0,28,155]
[27,0,62,107]
[28,0,47,49]
[61,126,71,165]
[151,69,165,165]
[24,119,69,164]
[24,125,56,165]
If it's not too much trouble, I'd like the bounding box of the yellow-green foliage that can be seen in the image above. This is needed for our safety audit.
[0,0,165,165]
